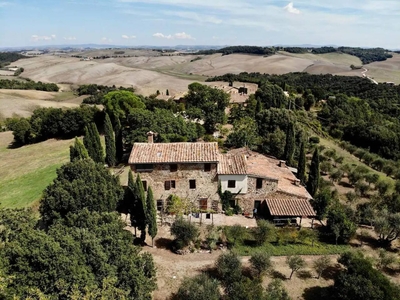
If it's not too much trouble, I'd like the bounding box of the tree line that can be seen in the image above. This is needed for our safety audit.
[0,52,26,68]
[0,78,59,91]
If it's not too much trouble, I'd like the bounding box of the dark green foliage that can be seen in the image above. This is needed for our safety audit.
[125,108,200,144]
[176,274,221,300]
[11,105,101,146]
[114,115,124,163]
[307,148,320,197]
[255,82,287,109]
[311,187,334,220]
[84,123,104,163]
[334,252,400,300]
[283,47,308,54]
[297,141,306,184]
[0,209,156,299]
[136,174,147,242]
[260,128,286,158]
[227,116,259,149]
[170,218,199,249]
[146,187,157,246]
[0,79,59,91]
[39,159,123,226]
[128,171,146,238]
[79,84,136,105]
[0,52,26,67]
[197,46,275,56]
[226,224,247,246]
[104,90,146,120]
[338,47,392,64]
[254,220,276,246]
[69,137,89,162]
[283,123,295,166]
[104,113,116,166]
[228,277,265,300]
[326,204,357,244]
[215,252,242,288]
[184,82,229,133]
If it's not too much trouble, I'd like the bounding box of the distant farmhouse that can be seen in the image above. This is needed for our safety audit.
[128,132,315,225]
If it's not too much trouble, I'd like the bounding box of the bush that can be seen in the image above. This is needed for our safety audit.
[176,274,220,300]
[309,136,320,144]
[249,252,272,277]
[226,224,247,247]
[215,252,242,288]
[170,218,199,249]
[254,220,276,246]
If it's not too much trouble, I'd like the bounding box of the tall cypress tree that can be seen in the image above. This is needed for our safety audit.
[146,187,158,247]
[136,174,147,243]
[114,116,124,163]
[283,123,296,166]
[297,140,306,185]
[128,170,138,236]
[70,137,89,162]
[104,113,116,167]
[307,148,320,197]
[91,123,104,164]
[83,125,95,160]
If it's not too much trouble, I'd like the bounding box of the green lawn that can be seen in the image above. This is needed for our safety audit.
[0,131,73,208]
[234,242,349,256]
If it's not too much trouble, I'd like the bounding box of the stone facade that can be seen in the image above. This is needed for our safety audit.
[236,177,278,213]
[131,163,220,211]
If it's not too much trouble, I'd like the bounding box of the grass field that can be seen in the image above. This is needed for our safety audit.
[0,131,73,208]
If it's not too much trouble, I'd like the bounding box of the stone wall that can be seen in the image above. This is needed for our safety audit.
[131,163,220,211]
[236,177,278,214]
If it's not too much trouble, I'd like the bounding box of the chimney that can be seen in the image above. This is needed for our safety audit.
[147,131,155,143]
[294,179,301,186]
[279,160,286,168]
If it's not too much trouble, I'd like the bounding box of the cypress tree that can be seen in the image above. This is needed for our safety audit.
[283,123,296,166]
[128,170,138,236]
[104,113,116,167]
[136,174,147,243]
[91,123,104,164]
[114,116,124,163]
[297,140,306,184]
[83,125,95,160]
[146,187,158,247]
[70,137,89,162]
[307,148,320,197]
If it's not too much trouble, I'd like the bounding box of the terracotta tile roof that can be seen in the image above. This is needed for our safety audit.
[266,198,316,217]
[129,142,219,164]
[218,154,247,175]
[227,148,312,199]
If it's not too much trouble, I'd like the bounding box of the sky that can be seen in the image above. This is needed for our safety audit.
[0,0,399,48]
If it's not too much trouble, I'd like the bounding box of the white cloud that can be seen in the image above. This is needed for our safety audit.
[153,32,194,40]
[101,37,112,42]
[31,34,56,42]
[63,36,76,41]
[284,2,300,14]
[122,34,136,39]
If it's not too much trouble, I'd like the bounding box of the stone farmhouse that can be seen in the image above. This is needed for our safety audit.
[128,132,315,224]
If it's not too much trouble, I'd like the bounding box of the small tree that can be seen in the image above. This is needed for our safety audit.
[69,137,89,162]
[104,113,116,167]
[377,249,397,270]
[166,89,169,96]
[307,148,320,197]
[226,224,247,247]
[170,217,199,249]
[249,252,272,278]
[286,255,306,280]
[176,274,220,300]
[265,279,291,300]
[254,220,276,246]
[313,256,331,279]
[215,252,242,288]
[146,187,157,247]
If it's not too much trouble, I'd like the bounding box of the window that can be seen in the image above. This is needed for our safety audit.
[204,163,211,172]
[256,178,263,189]
[135,164,154,172]
[228,180,236,188]
[170,164,178,172]
[189,179,196,189]
[206,213,211,219]
[142,180,147,191]
[157,200,164,211]
[199,198,207,210]
[164,180,176,190]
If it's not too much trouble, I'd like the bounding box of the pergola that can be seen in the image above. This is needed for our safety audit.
[265,198,316,226]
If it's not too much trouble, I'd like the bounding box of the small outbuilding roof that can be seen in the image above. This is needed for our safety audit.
[129,142,219,164]
[266,198,316,217]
